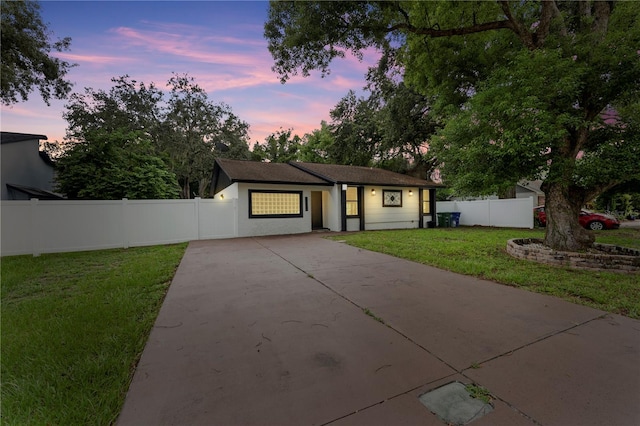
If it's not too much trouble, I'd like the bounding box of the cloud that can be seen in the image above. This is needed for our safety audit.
[104,22,282,94]
[55,52,132,65]
[3,7,380,154]
[192,69,279,93]
[111,26,269,68]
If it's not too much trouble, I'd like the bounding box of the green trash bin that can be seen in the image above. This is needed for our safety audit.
[437,212,451,227]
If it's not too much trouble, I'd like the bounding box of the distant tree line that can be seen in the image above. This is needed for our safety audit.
[54,62,440,200]
[54,74,253,199]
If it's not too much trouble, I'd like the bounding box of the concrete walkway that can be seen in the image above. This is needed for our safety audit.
[117,234,640,426]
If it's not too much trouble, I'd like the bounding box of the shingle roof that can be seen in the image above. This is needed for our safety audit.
[5,183,65,200]
[214,158,332,185]
[211,159,441,195]
[1,132,48,144]
[292,162,441,187]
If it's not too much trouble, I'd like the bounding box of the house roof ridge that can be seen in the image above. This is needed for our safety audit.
[1,132,48,144]
[288,161,336,183]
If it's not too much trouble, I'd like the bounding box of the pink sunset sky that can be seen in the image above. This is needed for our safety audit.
[1,1,380,146]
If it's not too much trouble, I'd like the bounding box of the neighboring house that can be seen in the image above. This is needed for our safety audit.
[516,180,545,206]
[1,132,63,200]
[450,180,545,206]
[211,158,441,237]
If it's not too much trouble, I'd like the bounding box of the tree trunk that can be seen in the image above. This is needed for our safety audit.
[543,181,594,251]
[198,178,210,198]
[181,178,191,199]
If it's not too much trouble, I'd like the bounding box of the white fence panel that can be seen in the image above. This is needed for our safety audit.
[1,198,239,256]
[126,199,198,247]
[1,201,32,255]
[38,200,124,254]
[437,197,534,228]
[198,199,237,240]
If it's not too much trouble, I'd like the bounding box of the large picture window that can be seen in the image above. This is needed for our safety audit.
[249,190,303,218]
[346,186,359,216]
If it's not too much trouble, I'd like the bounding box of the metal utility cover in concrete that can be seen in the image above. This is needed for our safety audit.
[419,382,493,425]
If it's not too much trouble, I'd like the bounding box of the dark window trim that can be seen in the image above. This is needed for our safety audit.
[346,186,360,218]
[341,187,347,231]
[419,188,436,228]
[248,189,303,219]
[358,186,365,230]
[382,189,403,207]
[421,188,432,215]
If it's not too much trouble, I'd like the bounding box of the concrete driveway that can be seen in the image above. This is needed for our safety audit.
[117,234,640,426]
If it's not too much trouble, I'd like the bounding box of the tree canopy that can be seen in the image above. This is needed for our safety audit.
[57,74,251,199]
[162,74,251,198]
[265,0,640,251]
[252,128,301,163]
[55,129,179,200]
[1,0,74,105]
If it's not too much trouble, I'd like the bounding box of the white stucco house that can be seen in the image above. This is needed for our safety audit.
[0,132,63,200]
[211,158,442,237]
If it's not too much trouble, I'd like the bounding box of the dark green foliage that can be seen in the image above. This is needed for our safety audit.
[58,74,251,199]
[265,0,640,250]
[328,90,381,166]
[252,128,301,163]
[265,1,390,82]
[55,130,179,199]
[298,121,334,163]
[64,76,163,143]
[163,74,251,198]
[323,51,438,176]
[1,0,74,105]
[594,180,640,218]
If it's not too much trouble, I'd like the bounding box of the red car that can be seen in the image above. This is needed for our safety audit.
[534,206,620,230]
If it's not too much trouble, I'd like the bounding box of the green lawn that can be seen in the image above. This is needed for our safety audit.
[1,244,187,426]
[331,227,640,319]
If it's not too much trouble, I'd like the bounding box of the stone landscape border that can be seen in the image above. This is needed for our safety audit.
[507,238,640,273]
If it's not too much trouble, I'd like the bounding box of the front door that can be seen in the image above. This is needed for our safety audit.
[311,191,323,229]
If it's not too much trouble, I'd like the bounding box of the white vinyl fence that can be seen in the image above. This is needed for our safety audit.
[1,196,535,257]
[436,197,535,229]
[1,198,237,256]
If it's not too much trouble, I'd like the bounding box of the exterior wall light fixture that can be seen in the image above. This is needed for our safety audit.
[220,193,224,199]
[409,190,413,196]
[371,189,376,196]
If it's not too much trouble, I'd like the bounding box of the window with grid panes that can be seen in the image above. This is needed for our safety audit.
[249,190,302,218]
[422,189,431,214]
[346,186,359,216]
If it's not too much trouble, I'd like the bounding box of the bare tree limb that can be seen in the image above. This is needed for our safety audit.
[498,1,535,49]
[535,0,556,46]
[592,1,612,37]
[385,19,513,38]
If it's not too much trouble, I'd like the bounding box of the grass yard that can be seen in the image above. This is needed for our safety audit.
[1,243,187,426]
[331,227,640,319]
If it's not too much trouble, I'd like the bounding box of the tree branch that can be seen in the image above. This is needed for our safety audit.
[592,1,612,38]
[535,0,556,46]
[498,1,535,49]
[584,180,622,203]
[385,19,512,38]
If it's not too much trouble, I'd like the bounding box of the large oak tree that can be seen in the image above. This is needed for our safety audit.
[1,0,74,105]
[265,0,640,251]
